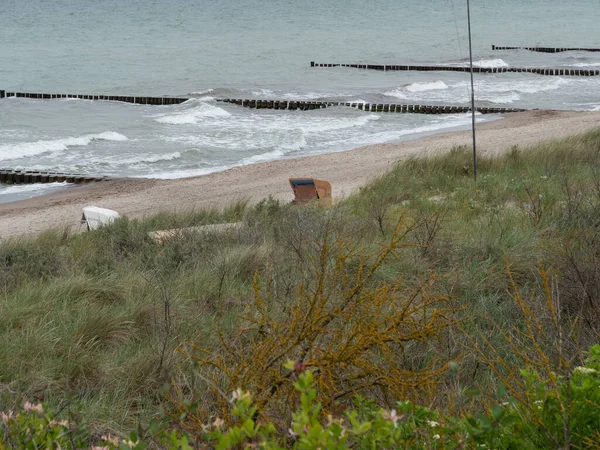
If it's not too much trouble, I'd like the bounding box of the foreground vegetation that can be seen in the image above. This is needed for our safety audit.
[4,348,600,448]
[2,128,600,447]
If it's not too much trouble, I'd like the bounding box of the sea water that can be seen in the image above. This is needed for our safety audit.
[1,0,599,202]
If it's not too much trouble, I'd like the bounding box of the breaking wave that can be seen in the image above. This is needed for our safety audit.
[406,81,449,92]
[473,58,509,68]
[0,182,68,195]
[0,132,128,161]
[155,101,230,124]
[114,152,183,165]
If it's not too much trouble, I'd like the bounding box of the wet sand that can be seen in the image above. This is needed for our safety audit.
[0,110,599,240]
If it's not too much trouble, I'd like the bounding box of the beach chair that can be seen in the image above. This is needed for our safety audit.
[81,206,120,230]
[289,178,332,206]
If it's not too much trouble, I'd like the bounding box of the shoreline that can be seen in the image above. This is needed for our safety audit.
[0,109,599,240]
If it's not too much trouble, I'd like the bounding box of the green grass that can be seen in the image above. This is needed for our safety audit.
[1,128,600,433]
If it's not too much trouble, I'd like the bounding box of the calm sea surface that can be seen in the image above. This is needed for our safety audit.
[1,0,599,202]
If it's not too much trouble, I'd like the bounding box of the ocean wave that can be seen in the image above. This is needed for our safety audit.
[465,78,568,102]
[385,76,568,104]
[404,81,448,92]
[483,93,521,104]
[384,81,448,99]
[252,88,276,97]
[491,77,568,94]
[298,114,379,133]
[155,102,230,124]
[571,62,600,68]
[0,129,30,139]
[384,115,481,137]
[191,88,215,95]
[143,152,181,163]
[249,89,353,100]
[141,164,233,180]
[242,131,307,165]
[473,58,509,68]
[406,81,449,93]
[282,132,307,151]
[279,92,351,100]
[114,152,182,165]
[0,182,69,195]
[0,131,128,161]
[322,113,490,151]
[242,149,286,164]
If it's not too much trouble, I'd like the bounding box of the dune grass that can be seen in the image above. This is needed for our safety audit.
[1,128,600,434]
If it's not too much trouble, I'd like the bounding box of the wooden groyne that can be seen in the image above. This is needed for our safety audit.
[0,169,110,185]
[216,98,527,115]
[2,92,188,105]
[1,91,527,114]
[310,62,600,76]
[492,45,600,53]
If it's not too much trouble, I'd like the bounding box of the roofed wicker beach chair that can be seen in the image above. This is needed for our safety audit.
[289,178,332,206]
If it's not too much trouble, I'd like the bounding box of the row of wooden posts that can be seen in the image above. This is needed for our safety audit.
[492,45,600,53]
[0,90,187,104]
[1,90,528,115]
[216,98,526,115]
[309,62,600,76]
[0,169,111,185]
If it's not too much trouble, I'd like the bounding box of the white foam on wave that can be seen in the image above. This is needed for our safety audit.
[406,81,449,93]
[282,132,307,151]
[568,62,600,68]
[242,149,285,164]
[0,129,30,139]
[0,182,69,196]
[143,152,181,163]
[139,109,502,181]
[297,114,379,133]
[252,89,276,97]
[473,58,509,68]
[250,89,354,100]
[487,77,569,94]
[0,131,128,161]
[242,130,308,164]
[161,112,380,155]
[486,93,521,104]
[110,151,183,165]
[396,114,487,136]
[385,81,448,99]
[280,92,352,100]
[155,102,230,124]
[141,164,234,180]
[191,88,215,95]
[386,76,569,104]
[323,114,491,151]
[384,90,408,100]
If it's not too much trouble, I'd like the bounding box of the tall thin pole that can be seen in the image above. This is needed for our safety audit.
[467,0,477,183]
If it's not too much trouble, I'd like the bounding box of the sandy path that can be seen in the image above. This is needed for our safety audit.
[1,110,599,240]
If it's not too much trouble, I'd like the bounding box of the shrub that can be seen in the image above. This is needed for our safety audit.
[177,216,458,432]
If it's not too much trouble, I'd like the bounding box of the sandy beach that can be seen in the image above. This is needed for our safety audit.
[0,109,599,240]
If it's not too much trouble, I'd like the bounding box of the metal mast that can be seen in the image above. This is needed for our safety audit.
[467,0,477,183]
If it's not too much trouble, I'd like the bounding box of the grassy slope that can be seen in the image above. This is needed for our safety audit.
[1,128,600,433]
